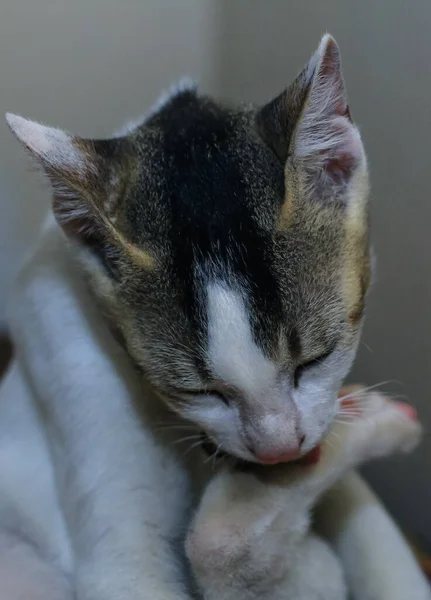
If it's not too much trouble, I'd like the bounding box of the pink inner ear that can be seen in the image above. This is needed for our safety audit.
[320,116,364,187]
[326,151,357,183]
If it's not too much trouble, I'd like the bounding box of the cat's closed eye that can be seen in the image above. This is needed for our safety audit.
[174,388,230,406]
[293,349,335,388]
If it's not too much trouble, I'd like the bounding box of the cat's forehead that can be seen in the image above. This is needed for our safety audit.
[121,93,286,270]
[117,91,350,347]
[128,90,286,229]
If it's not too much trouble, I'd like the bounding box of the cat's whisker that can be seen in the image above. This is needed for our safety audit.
[388,394,410,402]
[337,392,375,404]
[336,414,374,422]
[325,427,342,450]
[337,381,397,405]
[354,391,409,404]
[333,417,364,426]
[325,437,337,451]
[155,424,198,433]
[183,439,205,457]
[337,402,369,411]
[336,405,370,415]
[212,445,222,470]
[330,429,342,441]
[204,449,217,465]
[335,411,380,427]
[172,434,203,446]
[335,413,358,420]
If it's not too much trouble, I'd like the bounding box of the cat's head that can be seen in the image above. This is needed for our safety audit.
[7,35,370,464]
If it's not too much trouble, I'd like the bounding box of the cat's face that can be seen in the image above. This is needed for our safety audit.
[8,35,370,464]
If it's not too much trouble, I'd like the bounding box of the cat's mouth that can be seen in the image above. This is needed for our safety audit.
[201,434,321,467]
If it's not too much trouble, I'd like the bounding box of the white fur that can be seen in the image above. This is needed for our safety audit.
[206,282,276,397]
[5,114,87,174]
[4,114,97,234]
[0,220,205,599]
[0,531,73,600]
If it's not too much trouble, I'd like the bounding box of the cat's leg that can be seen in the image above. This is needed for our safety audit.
[0,531,73,600]
[186,389,421,600]
[186,465,346,600]
[277,533,347,600]
[316,471,431,600]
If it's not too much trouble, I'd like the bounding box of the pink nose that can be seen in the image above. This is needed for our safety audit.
[253,447,301,465]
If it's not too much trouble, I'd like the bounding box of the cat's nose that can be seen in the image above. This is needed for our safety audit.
[244,411,304,464]
[252,446,302,465]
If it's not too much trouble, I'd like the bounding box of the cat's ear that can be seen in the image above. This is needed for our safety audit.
[6,113,133,240]
[256,34,367,205]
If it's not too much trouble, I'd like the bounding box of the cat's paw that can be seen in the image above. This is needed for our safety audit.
[330,388,422,462]
[294,389,423,501]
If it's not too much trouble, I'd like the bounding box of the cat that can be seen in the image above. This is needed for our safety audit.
[1,33,427,600]
[7,33,370,466]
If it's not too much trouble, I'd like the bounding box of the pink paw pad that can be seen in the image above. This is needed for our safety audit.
[393,401,417,420]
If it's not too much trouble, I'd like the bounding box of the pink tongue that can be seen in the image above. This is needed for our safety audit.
[394,401,417,420]
[298,445,321,466]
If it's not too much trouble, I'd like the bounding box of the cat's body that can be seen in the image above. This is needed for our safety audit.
[0,221,428,600]
[1,33,430,599]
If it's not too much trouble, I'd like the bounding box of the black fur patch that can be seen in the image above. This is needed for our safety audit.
[127,91,286,356]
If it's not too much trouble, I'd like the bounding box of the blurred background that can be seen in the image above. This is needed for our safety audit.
[0,0,430,547]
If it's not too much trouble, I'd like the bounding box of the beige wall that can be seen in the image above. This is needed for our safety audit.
[1,0,430,543]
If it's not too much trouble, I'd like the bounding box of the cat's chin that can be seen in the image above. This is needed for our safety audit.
[200,434,249,466]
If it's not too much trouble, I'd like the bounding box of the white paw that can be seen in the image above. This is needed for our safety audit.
[362,394,421,457]
[333,389,422,461]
